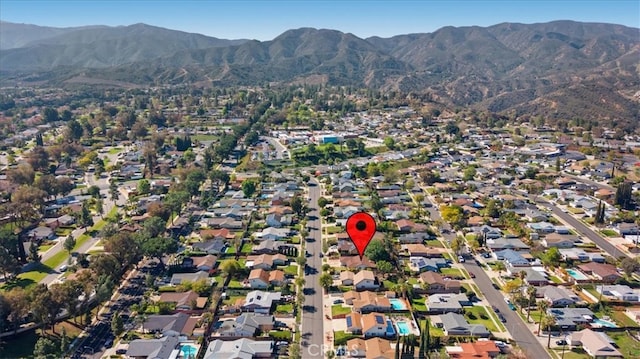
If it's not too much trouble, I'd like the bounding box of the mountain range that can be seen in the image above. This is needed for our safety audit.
[1,20,638,123]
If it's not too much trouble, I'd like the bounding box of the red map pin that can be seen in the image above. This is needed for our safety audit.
[346,212,377,258]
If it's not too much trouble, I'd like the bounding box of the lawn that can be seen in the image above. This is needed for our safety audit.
[268,330,292,341]
[465,306,500,332]
[549,275,564,284]
[108,147,123,154]
[325,226,343,235]
[275,303,294,314]
[411,297,427,312]
[43,248,71,269]
[425,240,443,248]
[610,310,638,327]
[240,242,253,254]
[469,284,482,297]
[609,331,640,358]
[228,279,244,288]
[486,308,507,332]
[331,305,351,317]
[334,330,360,346]
[38,244,54,252]
[283,265,299,276]
[192,134,219,142]
[420,319,445,337]
[440,268,465,279]
[551,348,590,359]
[599,229,618,237]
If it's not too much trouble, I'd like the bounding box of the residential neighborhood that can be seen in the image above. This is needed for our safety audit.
[0,86,638,359]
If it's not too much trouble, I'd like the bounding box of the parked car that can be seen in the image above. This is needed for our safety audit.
[556,340,567,346]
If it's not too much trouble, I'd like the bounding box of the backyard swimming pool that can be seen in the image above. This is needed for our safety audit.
[567,269,589,280]
[389,298,407,310]
[385,319,396,336]
[592,318,617,328]
[180,343,198,358]
[396,321,411,335]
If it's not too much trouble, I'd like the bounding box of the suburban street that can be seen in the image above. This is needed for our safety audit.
[530,195,630,260]
[462,260,551,359]
[423,190,552,359]
[301,177,325,358]
[39,171,126,286]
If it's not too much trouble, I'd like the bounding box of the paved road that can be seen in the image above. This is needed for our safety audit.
[263,136,291,160]
[462,260,551,359]
[423,189,551,359]
[562,173,614,191]
[301,178,325,358]
[40,172,126,286]
[533,196,629,260]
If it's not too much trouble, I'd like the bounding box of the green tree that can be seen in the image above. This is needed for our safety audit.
[450,236,465,255]
[614,182,633,210]
[241,180,257,198]
[28,242,41,263]
[376,260,394,278]
[137,179,151,195]
[383,137,396,150]
[60,326,69,354]
[462,166,477,181]
[220,259,241,277]
[364,239,390,262]
[33,336,57,359]
[620,257,640,277]
[290,196,304,217]
[541,247,561,267]
[317,197,329,208]
[112,311,124,336]
[319,273,333,292]
[63,235,75,255]
[440,205,464,228]
[79,200,94,228]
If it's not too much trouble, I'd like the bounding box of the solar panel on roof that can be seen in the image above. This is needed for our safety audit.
[346,317,353,327]
[375,315,384,324]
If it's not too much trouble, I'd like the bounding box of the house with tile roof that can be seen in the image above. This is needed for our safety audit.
[346,337,395,359]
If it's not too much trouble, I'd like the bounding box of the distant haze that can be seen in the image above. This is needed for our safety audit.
[0,0,638,41]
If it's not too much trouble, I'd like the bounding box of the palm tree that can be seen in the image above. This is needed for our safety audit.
[541,315,557,348]
[495,261,506,277]
[526,286,537,322]
[537,301,549,336]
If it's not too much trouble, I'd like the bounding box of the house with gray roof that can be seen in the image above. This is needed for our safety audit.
[547,307,594,331]
[487,237,530,251]
[142,313,198,336]
[439,312,490,338]
[241,291,282,314]
[192,239,227,254]
[216,313,275,337]
[126,334,180,359]
[538,286,579,307]
[596,285,640,302]
[170,271,211,285]
[427,294,471,314]
[408,257,447,273]
[494,249,530,267]
[204,338,274,359]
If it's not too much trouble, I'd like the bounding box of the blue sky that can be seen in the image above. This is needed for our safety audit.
[1,0,638,40]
